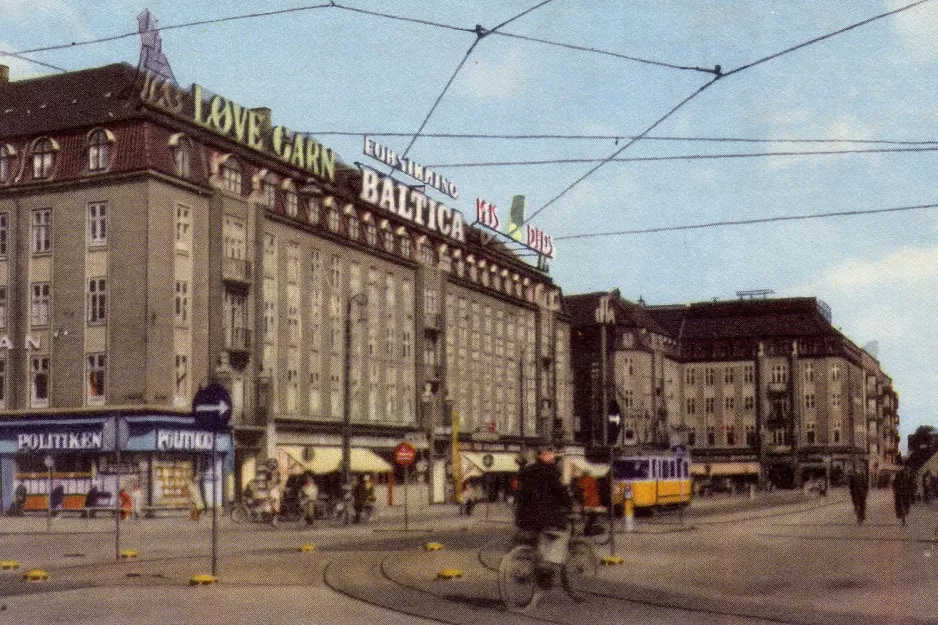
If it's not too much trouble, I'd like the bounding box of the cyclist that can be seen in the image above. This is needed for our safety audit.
[514,445,573,588]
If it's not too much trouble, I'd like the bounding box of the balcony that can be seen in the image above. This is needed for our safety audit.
[767,382,788,395]
[224,326,252,352]
[423,313,442,332]
[222,257,253,286]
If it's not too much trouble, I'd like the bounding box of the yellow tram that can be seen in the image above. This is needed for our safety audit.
[612,452,693,511]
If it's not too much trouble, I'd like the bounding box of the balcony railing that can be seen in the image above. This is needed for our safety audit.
[223,257,253,285]
[767,381,788,395]
[224,326,252,352]
[424,313,442,331]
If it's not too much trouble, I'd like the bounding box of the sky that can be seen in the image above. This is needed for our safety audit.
[3,1,937,449]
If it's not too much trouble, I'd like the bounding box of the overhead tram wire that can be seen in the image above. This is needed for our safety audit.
[423,145,938,168]
[306,130,938,146]
[330,3,474,33]
[519,0,934,229]
[394,0,555,165]
[0,51,67,73]
[555,202,938,240]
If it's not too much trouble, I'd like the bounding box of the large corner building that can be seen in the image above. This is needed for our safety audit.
[0,63,572,511]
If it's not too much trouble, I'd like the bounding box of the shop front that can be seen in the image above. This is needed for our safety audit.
[0,413,231,514]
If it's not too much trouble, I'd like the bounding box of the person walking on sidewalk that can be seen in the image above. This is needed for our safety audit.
[187,478,205,521]
[893,466,911,526]
[848,470,868,525]
[300,475,318,526]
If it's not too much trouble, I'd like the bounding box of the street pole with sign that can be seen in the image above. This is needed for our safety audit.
[394,442,416,531]
[193,382,232,578]
[343,294,368,496]
[607,409,621,557]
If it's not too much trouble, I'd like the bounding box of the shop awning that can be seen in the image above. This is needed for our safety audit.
[567,457,610,478]
[461,451,521,473]
[298,447,392,474]
[691,462,760,477]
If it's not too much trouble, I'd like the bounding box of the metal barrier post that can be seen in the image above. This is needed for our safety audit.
[624,484,635,533]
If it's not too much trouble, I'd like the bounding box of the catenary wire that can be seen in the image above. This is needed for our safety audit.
[424,145,938,168]
[331,3,474,33]
[3,4,334,57]
[523,77,719,226]
[0,50,67,73]
[395,0,555,164]
[724,0,932,77]
[555,202,938,240]
[521,0,932,227]
[304,131,938,146]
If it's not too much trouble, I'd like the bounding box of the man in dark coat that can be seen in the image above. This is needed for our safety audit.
[894,467,911,526]
[514,446,572,534]
[848,471,868,525]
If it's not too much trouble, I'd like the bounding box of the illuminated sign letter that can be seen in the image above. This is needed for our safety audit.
[247,110,265,150]
[397,185,413,220]
[379,177,397,213]
[360,169,381,205]
[450,209,464,242]
[209,94,233,135]
[290,134,306,169]
[271,126,292,161]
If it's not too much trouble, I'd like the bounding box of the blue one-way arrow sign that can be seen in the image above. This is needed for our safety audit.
[192,382,232,431]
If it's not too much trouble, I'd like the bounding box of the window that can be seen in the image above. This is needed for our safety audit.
[221,158,242,194]
[803,362,814,382]
[831,364,841,382]
[707,425,716,446]
[174,280,189,325]
[771,364,788,384]
[0,145,15,184]
[347,214,360,240]
[806,422,816,445]
[172,136,191,177]
[833,422,842,444]
[176,204,192,250]
[88,202,107,247]
[365,222,377,247]
[724,367,735,384]
[328,208,340,232]
[87,354,106,403]
[745,424,756,447]
[744,395,754,411]
[687,429,696,447]
[32,209,52,254]
[87,278,107,324]
[30,283,50,326]
[685,397,696,415]
[623,389,634,408]
[744,364,754,384]
[30,356,49,407]
[419,242,433,265]
[804,393,816,409]
[832,393,842,407]
[261,177,277,207]
[705,397,714,413]
[0,287,6,328]
[32,138,56,179]
[399,235,412,258]
[685,368,696,385]
[284,191,299,217]
[383,229,394,252]
[724,396,735,411]
[625,357,634,376]
[307,196,320,224]
[174,354,189,406]
[0,212,7,255]
[705,367,714,385]
[726,425,737,446]
[87,129,111,171]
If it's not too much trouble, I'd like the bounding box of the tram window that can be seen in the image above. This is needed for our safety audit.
[613,459,649,479]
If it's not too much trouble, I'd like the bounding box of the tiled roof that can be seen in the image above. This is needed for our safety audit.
[0,63,142,138]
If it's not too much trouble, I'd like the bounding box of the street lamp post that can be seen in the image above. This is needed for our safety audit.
[342,293,368,491]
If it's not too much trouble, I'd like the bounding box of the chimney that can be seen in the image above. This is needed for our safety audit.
[0,65,8,84]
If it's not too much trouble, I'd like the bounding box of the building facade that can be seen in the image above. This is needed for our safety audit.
[0,63,572,510]
[568,292,900,488]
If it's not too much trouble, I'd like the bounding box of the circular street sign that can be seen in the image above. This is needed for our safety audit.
[394,442,417,467]
[482,454,494,469]
[192,382,233,431]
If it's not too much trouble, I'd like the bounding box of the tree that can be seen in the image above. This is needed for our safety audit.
[907,425,938,472]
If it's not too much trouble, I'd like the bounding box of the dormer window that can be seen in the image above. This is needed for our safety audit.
[365,221,377,247]
[221,157,242,194]
[347,212,360,240]
[170,134,192,178]
[282,180,298,217]
[32,138,58,180]
[87,128,113,172]
[399,232,412,258]
[0,145,16,184]
[307,196,321,224]
[328,207,340,232]
[261,174,277,207]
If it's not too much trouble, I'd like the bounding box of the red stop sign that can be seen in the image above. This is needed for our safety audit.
[394,442,417,467]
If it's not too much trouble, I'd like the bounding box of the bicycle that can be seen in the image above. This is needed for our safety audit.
[498,523,598,612]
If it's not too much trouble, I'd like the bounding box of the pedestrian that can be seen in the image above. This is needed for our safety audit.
[50,483,65,518]
[11,483,26,516]
[130,482,144,520]
[300,475,318,526]
[83,483,100,518]
[363,474,377,522]
[118,488,132,520]
[573,469,602,536]
[268,479,282,528]
[893,468,909,526]
[848,471,868,525]
[187,478,205,521]
[459,479,472,516]
[353,475,375,523]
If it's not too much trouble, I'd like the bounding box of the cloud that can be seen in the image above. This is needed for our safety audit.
[458,47,533,103]
[803,245,938,292]
[887,0,938,60]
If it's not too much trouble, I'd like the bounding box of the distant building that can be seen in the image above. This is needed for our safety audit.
[567,293,899,488]
[0,62,571,510]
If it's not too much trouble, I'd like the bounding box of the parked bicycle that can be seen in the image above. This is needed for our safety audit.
[498,519,598,611]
